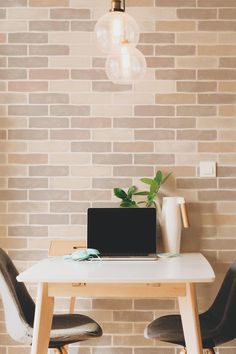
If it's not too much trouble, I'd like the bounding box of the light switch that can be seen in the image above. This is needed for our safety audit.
[199,161,216,177]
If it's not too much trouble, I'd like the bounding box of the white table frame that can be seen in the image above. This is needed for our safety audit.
[17,253,215,354]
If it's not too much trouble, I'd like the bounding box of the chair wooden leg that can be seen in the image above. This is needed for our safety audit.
[205,350,215,354]
[61,347,68,354]
[54,350,62,354]
[180,349,187,354]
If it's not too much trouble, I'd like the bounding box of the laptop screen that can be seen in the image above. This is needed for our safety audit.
[87,208,157,257]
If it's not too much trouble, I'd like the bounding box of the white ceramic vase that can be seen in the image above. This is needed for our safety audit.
[161,197,188,254]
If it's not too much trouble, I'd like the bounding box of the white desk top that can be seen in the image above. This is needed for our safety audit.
[17,253,215,284]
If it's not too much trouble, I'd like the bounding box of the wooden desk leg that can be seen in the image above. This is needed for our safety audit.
[31,283,54,354]
[178,283,203,354]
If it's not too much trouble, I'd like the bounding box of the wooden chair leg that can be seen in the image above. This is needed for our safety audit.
[54,349,62,354]
[179,349,187,354]
[205,350,215,354]
[61,347,68,354]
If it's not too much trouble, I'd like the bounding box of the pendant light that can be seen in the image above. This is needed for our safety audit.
[95,0,146,84]
[95,0,140,54]
[106,41,146,84]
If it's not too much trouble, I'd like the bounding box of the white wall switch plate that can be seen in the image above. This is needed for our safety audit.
[199,161,216,177]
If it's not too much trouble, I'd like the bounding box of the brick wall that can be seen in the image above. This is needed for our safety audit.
[1,0,236,352]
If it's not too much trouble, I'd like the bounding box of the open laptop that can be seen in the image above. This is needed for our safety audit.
[87,208,157,260]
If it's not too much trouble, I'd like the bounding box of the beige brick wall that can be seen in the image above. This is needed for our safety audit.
[1,0,236,352]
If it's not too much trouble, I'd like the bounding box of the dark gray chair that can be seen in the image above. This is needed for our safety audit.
[0,248,102,354]
[145,260,236,354]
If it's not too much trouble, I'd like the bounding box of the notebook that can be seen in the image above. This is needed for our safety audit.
[87,208,157,260]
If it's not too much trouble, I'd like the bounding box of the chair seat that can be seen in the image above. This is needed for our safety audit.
[144,314,216,349]
[48,313,103,348]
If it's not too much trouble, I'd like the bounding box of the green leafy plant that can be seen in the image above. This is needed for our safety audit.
[113,186,138,208]
[113,170,171,209]
[135,170,172,208]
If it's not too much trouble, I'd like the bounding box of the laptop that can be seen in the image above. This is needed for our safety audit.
[87,208,157,260]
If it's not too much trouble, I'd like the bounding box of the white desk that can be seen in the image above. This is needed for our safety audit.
[17,253,215,354]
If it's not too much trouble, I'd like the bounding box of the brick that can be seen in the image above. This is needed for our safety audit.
[93,178,132,189]
[8,178,48,189]
[29,166,69,176]
[29,93,68,104]
[29,190,68,200]
[72,142,111,152]
[156,0,196,6]
[198,0,236,6]
[50,153,90,165]
[156,20,195,32]
[71,190,111,201]
[177,81,217,92]
[177,130,217,140]
[219,58,236,68]
[9,225,47,237]
[50,8,90,19]
[134,105,174,116]
[71,117,111,128]
[9,33,47,43]
[198,94,236,104]
[30,118,68,128]
[30,214,69,225]
[137,44,153,56]
[198,190,236,201]
[199,21,236,31]
[8,129,48,140]
[198,143,236,153]
[29,141,69,152]
[113,166,153,177]
[134,154,174,165]
[29,0,69,6]
[177,105,216,116]
[8,81,48,91]
[156,93,195,104]
[177,9,217,19]
[8,154,47,164]
[92,154,132,165]
[146,57,174,68]
[140,33,174,43]
[29,21,69,31]
[0,69,26,80]
[50,202,89,213]
[199,45,236,56]
[217,166,236,178]
[0,45,27,55]
[156,45,195,56]
[8,57,48,68]
[30,69,69,80]
[219,9,236,19]
[114,118,153,129]
[29,45,69,55]
[50,105,89,116]
[177,178,216,189]
[50,129,90,140]
[0,190,27,200]
[71,166,111,177]
[71,69,107,80]
[219,179,236,189]
[92,82,131,92]
[0,0,27,6]
[156,69,195,80]
[71,21,96,32]
[155,117,196,129]
[135,130,174,140]
[114,142,153,153]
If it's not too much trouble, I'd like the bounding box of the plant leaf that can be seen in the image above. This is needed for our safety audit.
[127,185,137,199]
[140,178,153,185]
[150,180,158,194]
[154,170,163,185]
[134,191,149,196]
[113,188,127,200]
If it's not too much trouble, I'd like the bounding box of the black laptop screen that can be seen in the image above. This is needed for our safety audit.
[87,208,157,256]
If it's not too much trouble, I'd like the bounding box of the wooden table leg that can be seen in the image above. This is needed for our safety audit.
[31,283,54,354]
[178,283,203,354]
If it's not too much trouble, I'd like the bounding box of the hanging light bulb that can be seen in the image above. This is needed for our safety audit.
[105,41,146,84]
[95,0,140,54]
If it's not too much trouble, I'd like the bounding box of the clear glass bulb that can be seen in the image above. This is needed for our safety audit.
[95,11,140,54]
[105,43,146,84]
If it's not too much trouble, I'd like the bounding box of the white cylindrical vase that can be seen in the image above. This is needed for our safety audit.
[161,197,183,254]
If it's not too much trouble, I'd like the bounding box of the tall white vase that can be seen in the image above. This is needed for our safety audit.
[161,197,187,254]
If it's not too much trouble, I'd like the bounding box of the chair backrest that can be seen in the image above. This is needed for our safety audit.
[0,248,35,344]
[205,260,236,344]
